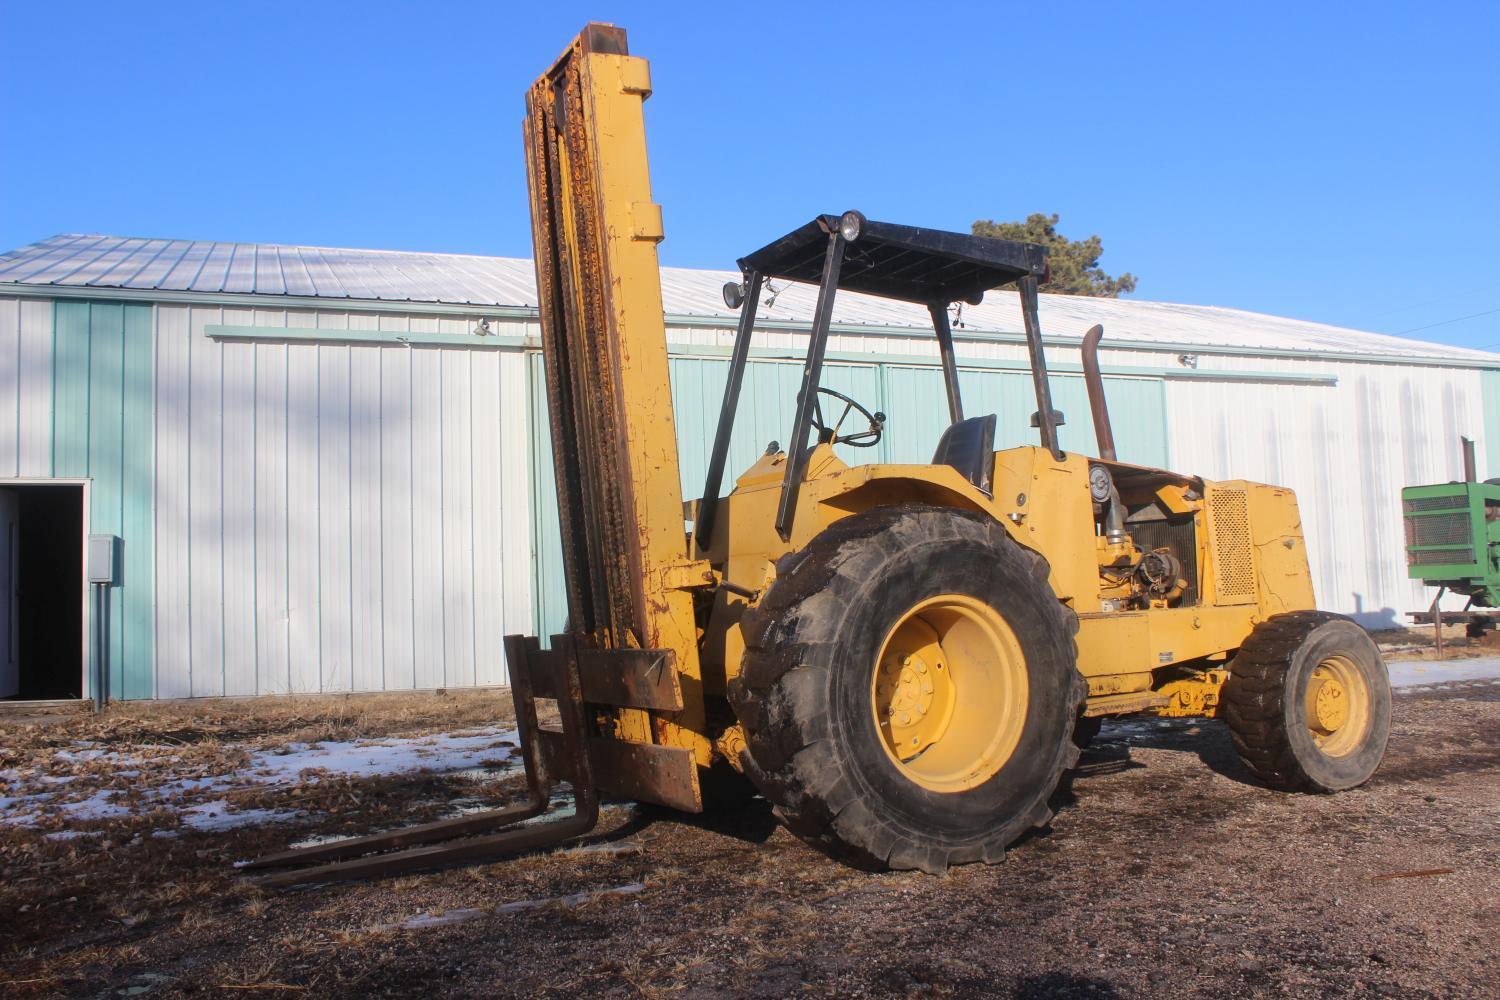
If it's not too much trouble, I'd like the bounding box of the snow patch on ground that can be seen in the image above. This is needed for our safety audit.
[180,799,304,832]
[0,727,519,833]
[1388,658,1500,687]
[241,730,518,784]
[49,789,137,823]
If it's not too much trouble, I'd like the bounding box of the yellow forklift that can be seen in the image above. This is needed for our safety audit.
[249,24,1390,884]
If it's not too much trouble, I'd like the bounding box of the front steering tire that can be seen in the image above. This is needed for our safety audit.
[1222,611,1391,792]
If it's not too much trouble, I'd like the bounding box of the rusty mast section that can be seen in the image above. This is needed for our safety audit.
[523,23,712,775]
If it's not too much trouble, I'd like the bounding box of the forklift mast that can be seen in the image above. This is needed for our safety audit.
[522,24,711,765]
[242,24,714,885]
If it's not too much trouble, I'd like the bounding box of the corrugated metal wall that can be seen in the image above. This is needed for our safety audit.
[0,297,155,698]
[2,295,535,698]
[3,290,1497,699]
[150,305,534,697]
[54,301,155,698]
[0,298,53,477]
[1163,355,1490,629]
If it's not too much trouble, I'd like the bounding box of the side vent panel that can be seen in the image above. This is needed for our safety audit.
[1207,487,1256,605]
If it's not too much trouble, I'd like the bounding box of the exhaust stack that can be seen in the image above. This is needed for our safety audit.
[1081,324,1117,462]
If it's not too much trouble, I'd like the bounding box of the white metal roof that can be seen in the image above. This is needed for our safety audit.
[2,232,1494,364]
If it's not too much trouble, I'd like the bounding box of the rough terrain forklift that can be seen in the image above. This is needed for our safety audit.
[249,23,1391,885]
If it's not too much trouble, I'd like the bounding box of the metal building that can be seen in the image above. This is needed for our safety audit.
[1,233,1496,701]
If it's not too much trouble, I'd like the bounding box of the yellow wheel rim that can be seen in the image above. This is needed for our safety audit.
[871,594,1028,792]
[1305,655,1370,757]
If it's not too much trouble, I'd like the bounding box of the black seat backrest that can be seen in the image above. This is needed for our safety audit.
[931,414,997,496]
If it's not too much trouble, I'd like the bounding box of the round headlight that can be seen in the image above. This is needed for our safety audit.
[722,281,746,309]
[838,210,865,243]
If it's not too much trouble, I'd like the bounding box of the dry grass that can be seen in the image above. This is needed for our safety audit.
[1,687,515,748]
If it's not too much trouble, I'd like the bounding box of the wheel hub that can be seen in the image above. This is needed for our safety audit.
[870,594,1028,792]
[1309,676,1348,732]
[1304,655,1370,756]
[876,627,955,760]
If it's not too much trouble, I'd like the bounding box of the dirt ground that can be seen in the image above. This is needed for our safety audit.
[2,683,1497,999]
[1371,624,1500,660]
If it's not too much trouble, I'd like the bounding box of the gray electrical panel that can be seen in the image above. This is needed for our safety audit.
[87,534,118,585]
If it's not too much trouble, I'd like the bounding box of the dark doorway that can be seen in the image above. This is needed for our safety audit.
[0,484,84,700]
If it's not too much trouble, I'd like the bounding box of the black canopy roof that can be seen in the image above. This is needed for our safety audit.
[737,214,1049,306]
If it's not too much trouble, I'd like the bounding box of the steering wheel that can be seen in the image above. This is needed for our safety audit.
[811,386,885,448]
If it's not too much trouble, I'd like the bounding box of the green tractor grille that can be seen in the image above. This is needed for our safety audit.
[1404,507,1473,563]
[1401,482,1500,605]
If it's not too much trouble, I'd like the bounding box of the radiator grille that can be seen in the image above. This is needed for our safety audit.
[1403,495,1467,513]
[1403,512,1471,547]
[1208,488,1255,604]
[1409,547,1475,566]
[1127,517,1199,606]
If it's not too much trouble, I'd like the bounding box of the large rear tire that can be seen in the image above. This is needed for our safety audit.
[728,504,1084,873]
[1222,611,1391,792]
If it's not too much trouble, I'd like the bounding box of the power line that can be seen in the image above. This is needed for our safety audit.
[1364,282,1500,320]
[1395,306,1500,335]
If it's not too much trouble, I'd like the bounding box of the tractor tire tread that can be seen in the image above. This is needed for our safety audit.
[1221,611,1386,792]
[729,503,1084,873]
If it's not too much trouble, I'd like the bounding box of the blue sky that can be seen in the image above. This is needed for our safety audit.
[2,1,1497,349]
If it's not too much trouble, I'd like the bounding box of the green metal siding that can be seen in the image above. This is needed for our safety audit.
[882,368,1168,469]
[670,357,884,492]
[52,301,154,699]
[529,352,1168,638]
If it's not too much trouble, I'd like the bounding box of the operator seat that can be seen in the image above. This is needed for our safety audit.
[932,414,997,496]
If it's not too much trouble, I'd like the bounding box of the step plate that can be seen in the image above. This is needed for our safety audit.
[1082,691,1172,718]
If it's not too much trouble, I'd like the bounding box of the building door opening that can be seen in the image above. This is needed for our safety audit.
[0,484,84,700]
